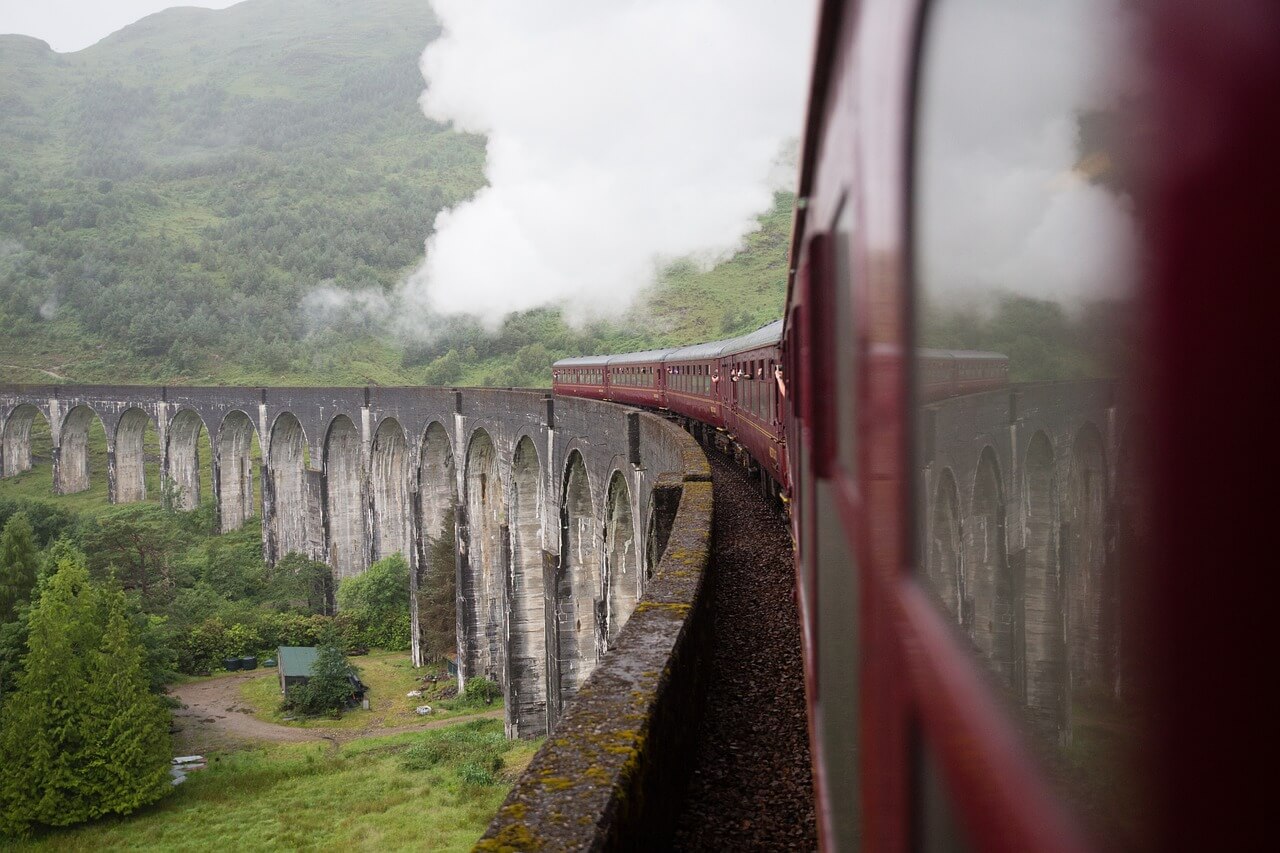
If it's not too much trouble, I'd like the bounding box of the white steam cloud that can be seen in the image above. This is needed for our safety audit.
[916,0,1136,307]
[397,0,819,328]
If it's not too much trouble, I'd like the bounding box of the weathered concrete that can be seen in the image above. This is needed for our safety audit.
[477,449,713,852]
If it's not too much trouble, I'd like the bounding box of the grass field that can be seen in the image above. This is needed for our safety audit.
[14,720,538,852]
[237,652,500,731]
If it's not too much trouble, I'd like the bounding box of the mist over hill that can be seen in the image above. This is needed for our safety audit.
[0,0,791,387]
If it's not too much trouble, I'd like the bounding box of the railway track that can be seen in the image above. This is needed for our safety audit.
[672,450,817,851]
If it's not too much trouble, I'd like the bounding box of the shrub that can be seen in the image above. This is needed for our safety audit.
[463,676,500,706]
[283,644,358,717]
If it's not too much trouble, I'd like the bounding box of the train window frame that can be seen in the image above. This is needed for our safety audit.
[832,198,858,479]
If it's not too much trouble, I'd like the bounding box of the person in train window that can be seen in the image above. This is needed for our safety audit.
[775,364,787,399]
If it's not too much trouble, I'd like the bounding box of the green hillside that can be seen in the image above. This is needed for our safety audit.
[0,0,790,388]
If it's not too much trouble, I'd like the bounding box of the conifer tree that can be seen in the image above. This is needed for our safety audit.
[81,591,171,817]
[0,512,39,621]
[0,558,171,836]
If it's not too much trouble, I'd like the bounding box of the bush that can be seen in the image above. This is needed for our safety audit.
[400,722,506,774]
[283,644,358,717]
[463,676,500,706]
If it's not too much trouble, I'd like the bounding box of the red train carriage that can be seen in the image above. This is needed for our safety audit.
[604,348,674,409]
[785,0,1275,850]
[662,338,734,429]
[719,320,787,490]
[550,355,609,400]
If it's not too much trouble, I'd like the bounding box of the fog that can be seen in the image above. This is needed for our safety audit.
[393,0,819,330]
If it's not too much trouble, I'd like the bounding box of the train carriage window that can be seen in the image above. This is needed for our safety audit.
[913,0,1141,844]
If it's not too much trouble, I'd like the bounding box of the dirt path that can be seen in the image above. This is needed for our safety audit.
[0,363,67,381]
[169,672,503,753]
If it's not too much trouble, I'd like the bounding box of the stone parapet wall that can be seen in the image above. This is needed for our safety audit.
[478,424,713,852]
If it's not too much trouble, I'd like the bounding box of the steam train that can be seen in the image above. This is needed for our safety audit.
[557,0,1274,849]
[553,323,1008,497]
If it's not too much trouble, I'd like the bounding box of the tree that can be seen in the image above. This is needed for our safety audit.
[417,513,457,660]
[268,552,334,615]
[336,552,408,613]
[80,504,181,604]
[80,592,172,815]
[336,553,410,650]
[0,557,171,835]
[0,513,39,621]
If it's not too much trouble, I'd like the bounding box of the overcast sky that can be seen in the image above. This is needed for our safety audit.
[0,1,244,53]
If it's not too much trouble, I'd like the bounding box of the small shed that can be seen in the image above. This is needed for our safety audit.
[277,646,319,697]
[446,652,459,678]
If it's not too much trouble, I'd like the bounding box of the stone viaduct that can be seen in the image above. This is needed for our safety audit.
[0,384,699,739]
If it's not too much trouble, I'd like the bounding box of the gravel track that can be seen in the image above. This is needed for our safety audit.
[672,451,817,851]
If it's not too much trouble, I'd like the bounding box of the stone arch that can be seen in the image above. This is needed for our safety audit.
[55,405,105,495]
[166,409,207,511]
[112,408,159,504]
[1065,422,1110,689]
[604,470,638,644]
[927,468,963,621]
[218,410,261,533]
[370,418,411,563]
[1024,431,1066,737]
[267,412,310,558]
[414,421,457,668]
[557,449,601,699]
[464,428,505,685]
[324,414,366,582]
[965,446,1018,693]
[509,435,547,735]
[2,404,49,477]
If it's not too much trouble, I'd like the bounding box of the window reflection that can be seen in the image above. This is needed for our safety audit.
[913,0,1142,841]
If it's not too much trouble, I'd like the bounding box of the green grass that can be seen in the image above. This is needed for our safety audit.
[15,721,540,852]
[236,652,498,731]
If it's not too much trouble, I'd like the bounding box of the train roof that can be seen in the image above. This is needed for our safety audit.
[553,355,612,368]
[917,349,1009,361]
[720,320,784,356]
[607,348,678,366]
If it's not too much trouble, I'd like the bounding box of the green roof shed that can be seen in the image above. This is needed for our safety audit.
[277,646,319,696]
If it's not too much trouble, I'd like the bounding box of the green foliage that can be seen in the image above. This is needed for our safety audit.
[401,720,507,780]
[336,553,411,651]
[285,644,359,718]
[0,611,29,703]
[921,293,1132,382]
[265,552,334,615]
[0,499,77,548]
[462,677,501,707]
[0,558,171,836]
[0,512,40,620]
[337,552,408,613]
[80,504,181,606]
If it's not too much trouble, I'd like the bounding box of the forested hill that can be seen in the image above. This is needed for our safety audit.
[0,0,792,388]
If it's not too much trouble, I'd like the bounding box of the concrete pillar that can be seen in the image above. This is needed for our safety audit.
[323,415,366,581]
[508,435,548,738]
[53,405,93,495]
